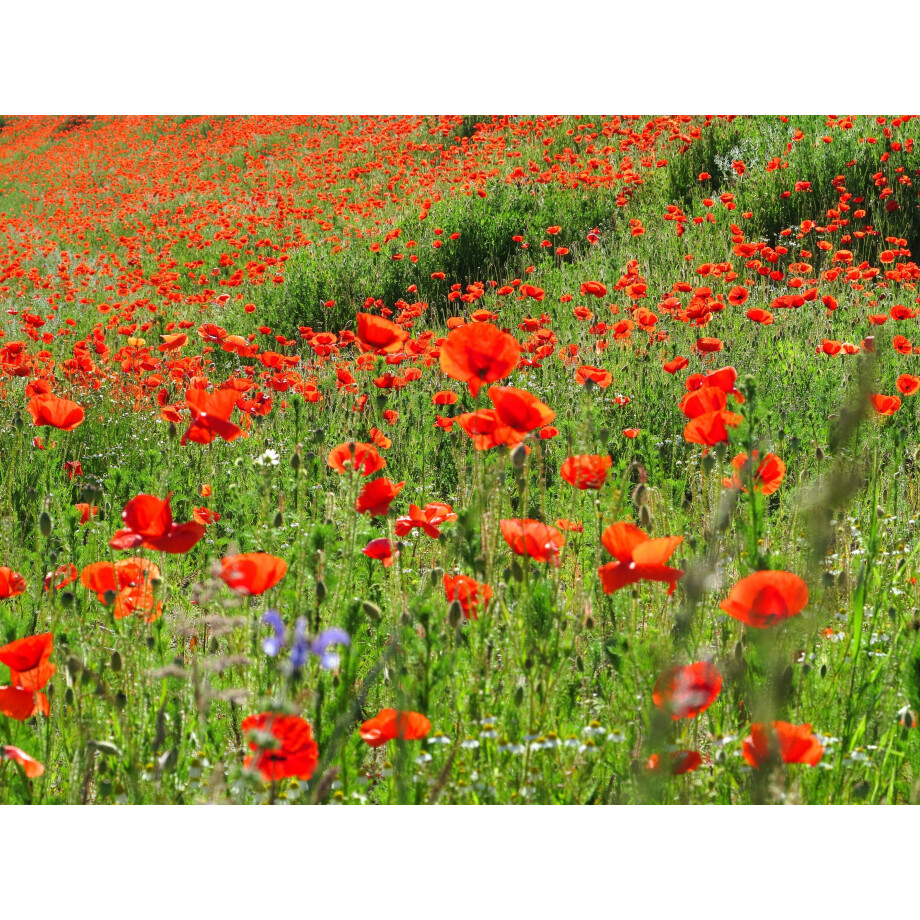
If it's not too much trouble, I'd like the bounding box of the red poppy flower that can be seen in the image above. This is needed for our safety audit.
[663,356,689,374]
[579,281,608,298]
[220,553,287,595]
[81,557,163,621]
[746,308,774,325]
[432,390,459,406]
[500,519,565,564]
[356,312,409,353]
[598,522,684,596]
[363,537,397,567]
[44,563,79,592]
[0,686,49,720]
[395,501,456,539]
[327,441,387,476]
[555,518,584,532]
[192,507,221,525]
[646,750,703,775]
[454,409,521,450]
[488,385,555,432]
[575,365,613,388]
[723,451,786,495]
[359,708,432,747]
[653,662,722,719]
[623,428,641,438]
[870,394,901,415]
[438,322,520,396]
[1,744,45,777]
[109,493,205,554]
[560,454,612,490]
[719,570,808,627]
[728,286,749,306]
[241,712,319,781]
[0,632,55,692]
[742,721,823,768]
[75,502,98,525]
[356,477,405,516]
[0,567,27,600]
[181,387,245,446]
[896,375,920,396]
[26,393,85,431]
[444,573,492,620]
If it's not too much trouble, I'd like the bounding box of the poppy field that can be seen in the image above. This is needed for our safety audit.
[2,114,920,805]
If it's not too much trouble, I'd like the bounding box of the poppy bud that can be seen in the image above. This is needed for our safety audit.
[631,483,647,506]
[511,444,527,470]
[110,651,122,672]
[65,687,74,706]
[12,411,23,430]
[430,567,444,586]
[168,421,178,439]
[60,590,74,607]
[315,427,326,445]
[375,394,387,410]
[39,510,52,537]
[274,511,284,528]
[821,571,835,588]
[584,377,596,393]
[291,450,301,471]
[115,691,128,710]
[316,579,327,603]
[362,601,382,620]
[639,504,652,529]
[815,445,825,461]
[103,589,117,607]
[513,684,525,706]
[448,599,463,628]
[510,559,524,582]
[702,454,716,473]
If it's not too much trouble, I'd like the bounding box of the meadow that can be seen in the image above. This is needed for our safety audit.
[1,114,919,804]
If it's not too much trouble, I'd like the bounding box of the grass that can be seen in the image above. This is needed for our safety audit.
[1,114,920,804]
